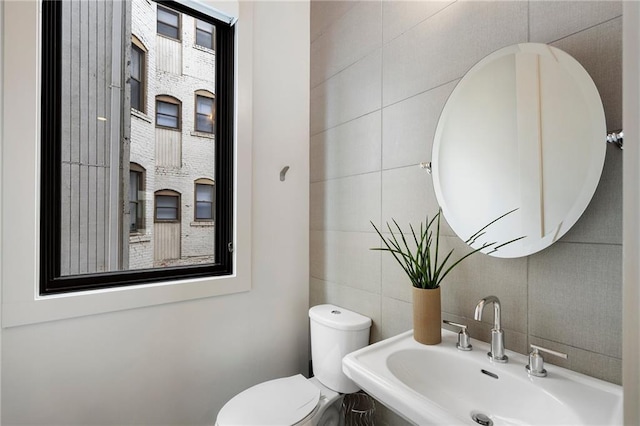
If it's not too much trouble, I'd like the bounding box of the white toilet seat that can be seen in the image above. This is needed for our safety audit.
[216,375,339,426]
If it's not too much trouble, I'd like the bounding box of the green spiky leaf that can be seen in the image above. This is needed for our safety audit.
[371,209,522,289]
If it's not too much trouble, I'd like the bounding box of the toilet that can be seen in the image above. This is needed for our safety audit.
[215,304,372,426]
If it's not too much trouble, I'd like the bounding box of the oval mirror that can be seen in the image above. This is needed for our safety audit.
[432,43,606,258]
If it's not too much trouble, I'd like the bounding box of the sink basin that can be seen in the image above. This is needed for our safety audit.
[343,329,622,425]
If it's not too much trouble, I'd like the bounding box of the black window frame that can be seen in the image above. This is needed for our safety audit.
[40,0,235,295]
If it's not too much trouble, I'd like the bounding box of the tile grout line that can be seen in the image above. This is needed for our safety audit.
[309,77,460,139]
[310,0,457,92]
[547,15,622,46]
[310,163,429,186]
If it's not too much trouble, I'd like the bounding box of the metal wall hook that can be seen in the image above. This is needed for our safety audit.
[280,166,290,181]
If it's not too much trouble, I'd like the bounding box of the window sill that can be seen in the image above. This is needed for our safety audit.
[157,33,181,43]
[129,233,151,244]
[190,131,215,139]
[193,44,215,55]
[190,221,214,227]
[156,125,181,132]
[2,273,250,328]
[132,108,152,123]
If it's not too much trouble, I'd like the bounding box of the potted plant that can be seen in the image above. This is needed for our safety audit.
[371,208,521,345]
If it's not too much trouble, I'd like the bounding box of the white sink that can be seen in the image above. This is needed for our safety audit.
[342,329,622,425]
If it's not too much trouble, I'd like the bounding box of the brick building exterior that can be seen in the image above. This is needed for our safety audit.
[129,0,216,269]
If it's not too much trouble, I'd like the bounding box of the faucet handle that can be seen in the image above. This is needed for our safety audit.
[526,344,568,377]
[443,320,473,351]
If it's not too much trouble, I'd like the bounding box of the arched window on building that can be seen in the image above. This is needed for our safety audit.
[195,90,215,134]
[194,178,215,221]
[154,189,182,262]
[129,163,146,233]
[156,95,181,130]
[131,36,147,113]
[154,189,181,222]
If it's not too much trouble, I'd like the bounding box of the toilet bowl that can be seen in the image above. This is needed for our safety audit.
[215,305,372,426]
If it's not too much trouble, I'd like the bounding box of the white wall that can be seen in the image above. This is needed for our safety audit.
[0,0,3,420]
[0,1,310,424]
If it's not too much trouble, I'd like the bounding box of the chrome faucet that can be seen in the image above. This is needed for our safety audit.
[474,296,508,363]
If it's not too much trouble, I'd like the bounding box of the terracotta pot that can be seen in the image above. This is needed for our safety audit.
[412,286,442,345]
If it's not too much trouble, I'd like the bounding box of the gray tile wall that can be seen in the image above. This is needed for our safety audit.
[310,2,622,424]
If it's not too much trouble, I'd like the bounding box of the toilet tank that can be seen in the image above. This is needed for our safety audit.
[309,304,372,393]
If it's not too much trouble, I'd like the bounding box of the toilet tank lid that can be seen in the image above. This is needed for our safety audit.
[309,304,372,331]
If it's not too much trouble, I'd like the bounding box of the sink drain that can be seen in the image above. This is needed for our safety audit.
[471,412,493,426]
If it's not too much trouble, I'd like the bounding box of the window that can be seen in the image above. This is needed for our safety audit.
[131,37,146,112]
[155,190,180,222]
[40,0,235,294]
[130,164,145,233]
[196,19,215,50]
[195,179,215,220]
[195,91,215,134]
[156,95,181,130]
[157,5,180,40]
